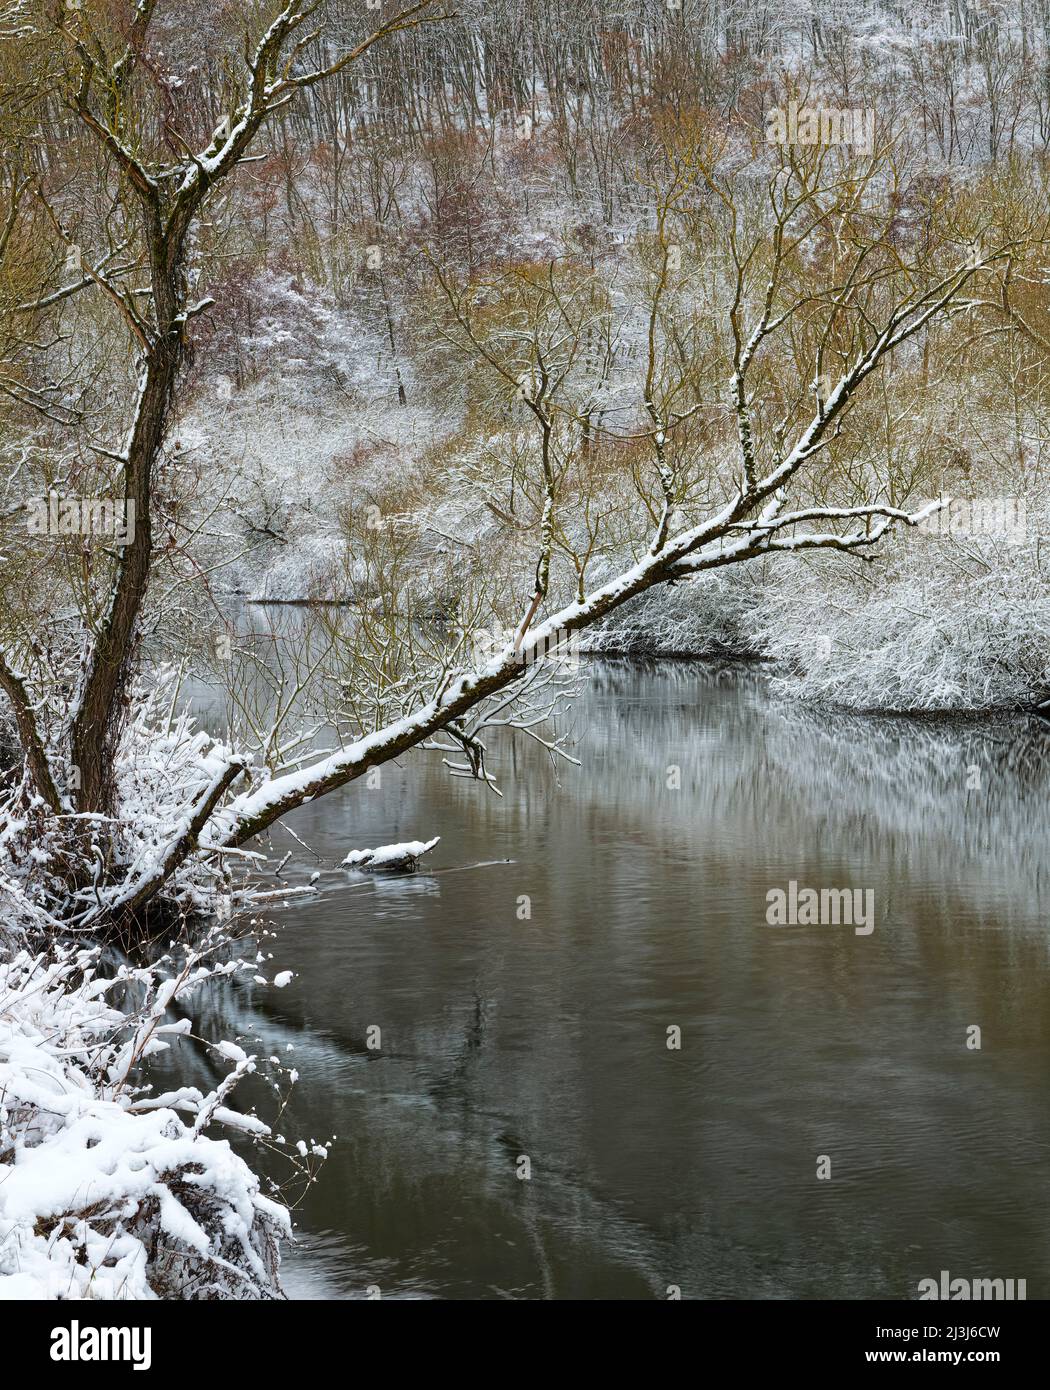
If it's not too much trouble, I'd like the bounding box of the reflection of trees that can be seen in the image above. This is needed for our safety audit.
[584,661,1050,921]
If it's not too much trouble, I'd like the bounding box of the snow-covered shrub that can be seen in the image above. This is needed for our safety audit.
[0,943,295,1300]
[586,561,768,659]
[579,491,1050,713]
[196,270,342,389]
[751,520,1050,712]
[0,667,248,928]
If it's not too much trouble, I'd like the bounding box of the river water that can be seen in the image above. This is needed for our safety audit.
[168,659,1050,1300]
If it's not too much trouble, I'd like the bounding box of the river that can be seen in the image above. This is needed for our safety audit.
[164,658,1050,1299]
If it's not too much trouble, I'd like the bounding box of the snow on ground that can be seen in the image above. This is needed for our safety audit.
[0,945,294,1300]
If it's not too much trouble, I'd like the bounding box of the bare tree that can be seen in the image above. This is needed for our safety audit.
[1,2,443,814]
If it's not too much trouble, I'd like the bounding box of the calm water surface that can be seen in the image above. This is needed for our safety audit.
[168,661,1050,1299]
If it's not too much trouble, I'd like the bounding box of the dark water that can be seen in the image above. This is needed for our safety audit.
[171,661,1050,1300]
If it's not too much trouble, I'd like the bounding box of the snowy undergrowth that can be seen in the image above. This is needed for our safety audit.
[0,668,284,930]
[0,669,328,1300]
[0,939,306,1300]
[586,561,768,661]
[586,500,1050,712]
[181,269,458,603]
[751,521,1050,712]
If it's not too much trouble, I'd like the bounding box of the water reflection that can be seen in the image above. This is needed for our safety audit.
[156,661,1050,1300]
